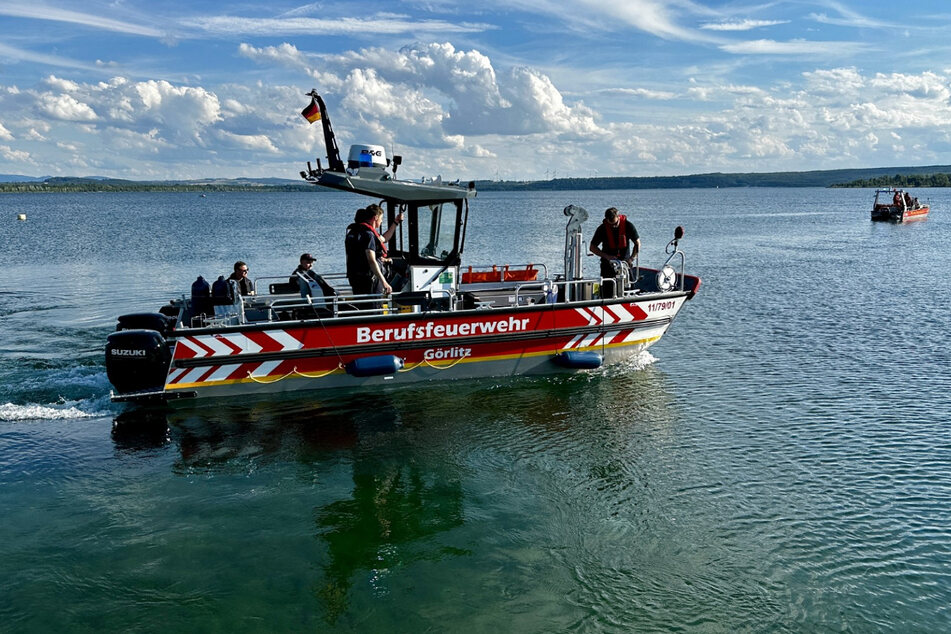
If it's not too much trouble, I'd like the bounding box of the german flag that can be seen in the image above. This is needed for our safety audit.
[300,98,321,123]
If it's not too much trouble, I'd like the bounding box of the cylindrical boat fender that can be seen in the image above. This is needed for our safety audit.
[345,355,404,377]
[552,351,603,369]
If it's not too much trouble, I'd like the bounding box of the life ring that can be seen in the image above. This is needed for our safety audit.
[657,265,677,291]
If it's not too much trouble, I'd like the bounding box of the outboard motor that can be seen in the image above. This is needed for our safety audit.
[105,329,171,394]
[116,312,174,338]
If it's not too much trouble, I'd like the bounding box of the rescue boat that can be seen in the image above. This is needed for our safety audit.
[105,91,701,405]
[871,188,929,222]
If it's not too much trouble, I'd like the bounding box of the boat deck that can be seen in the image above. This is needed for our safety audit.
[167,261,696,333]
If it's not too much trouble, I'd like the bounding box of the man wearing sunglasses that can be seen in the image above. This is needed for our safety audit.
[227,260,255,296]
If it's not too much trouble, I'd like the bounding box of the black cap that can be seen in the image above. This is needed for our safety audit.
[300,253,316,262]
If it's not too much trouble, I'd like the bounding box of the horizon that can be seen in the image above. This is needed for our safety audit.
[1,2,950,182]
[5,163,951,186]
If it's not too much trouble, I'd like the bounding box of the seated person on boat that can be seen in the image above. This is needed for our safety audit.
[291,252,336,298]
[228,261,254,296]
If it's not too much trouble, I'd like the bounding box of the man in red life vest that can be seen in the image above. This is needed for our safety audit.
[345,204,403,296]
[589,206,641,280]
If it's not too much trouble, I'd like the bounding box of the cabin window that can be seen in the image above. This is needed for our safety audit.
[417,202,457,260]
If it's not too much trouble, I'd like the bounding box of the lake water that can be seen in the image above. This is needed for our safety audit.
[1,188,949,631]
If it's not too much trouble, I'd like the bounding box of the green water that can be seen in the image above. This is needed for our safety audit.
[1,189,950,631]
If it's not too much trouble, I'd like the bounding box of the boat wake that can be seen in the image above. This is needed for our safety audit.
[629,350,658,370]
[0,400,107,422]
[0,364,117,422]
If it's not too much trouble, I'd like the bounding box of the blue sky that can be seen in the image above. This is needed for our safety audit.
[1,1,951,181]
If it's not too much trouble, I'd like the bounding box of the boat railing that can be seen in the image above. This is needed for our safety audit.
[556,278,595,302]
[663,241,686,292]
[261,287,456,322]
[550,275,642,302]
[513,281,554,307]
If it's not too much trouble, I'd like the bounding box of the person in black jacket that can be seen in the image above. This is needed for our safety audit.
[227,261,254,296]
[291,253,336,298]
[345,205,403,296]
[589,207,640,279]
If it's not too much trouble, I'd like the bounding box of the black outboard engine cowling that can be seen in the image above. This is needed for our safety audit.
[116,312,174,338]
[106,329,171,394]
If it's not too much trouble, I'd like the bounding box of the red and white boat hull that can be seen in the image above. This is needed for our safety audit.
[160,294,691,400]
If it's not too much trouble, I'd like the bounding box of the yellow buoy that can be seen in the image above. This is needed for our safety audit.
[17,213,27,221]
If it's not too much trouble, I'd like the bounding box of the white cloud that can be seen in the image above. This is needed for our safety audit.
[6,31,951,181]
[497,0,718,44]
[133,80,221,134]
[44,76,82,92]
[183,15,488,37]
[321,42,606,143]
[803,67,865,94]
[0,2,165,37]
[237,42,310,69]
[809,10,892,30]
[599,87,677,100]
[701,19,788,31]
[342,67,457,149]
[868,71,950,100]
[38,93,98,121]
[720,39,870,57]
[0,42,103,73]
[215,130,279,153]
[0,144,32,162]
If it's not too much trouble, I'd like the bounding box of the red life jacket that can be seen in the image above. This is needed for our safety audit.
[360,222,388,258]
[602,215,628,250]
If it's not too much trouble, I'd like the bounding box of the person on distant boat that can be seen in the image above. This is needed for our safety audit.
[893,191,903,207]
[904,192,914,208]
[227,261,254,296]
[345,204,403,296]
[589,207,640,280]
[291,253,336,298]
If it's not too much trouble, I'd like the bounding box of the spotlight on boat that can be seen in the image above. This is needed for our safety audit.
[675,225,684,240]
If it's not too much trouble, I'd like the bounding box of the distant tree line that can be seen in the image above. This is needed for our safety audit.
[477,165,951,190]
[6,166,951,193]
[0,181,316,193]
[830,173,951,188]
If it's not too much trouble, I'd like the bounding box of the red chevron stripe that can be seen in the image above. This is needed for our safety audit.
[188,337,217,358]
[245,330,288,353]
[212,334,244,354]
